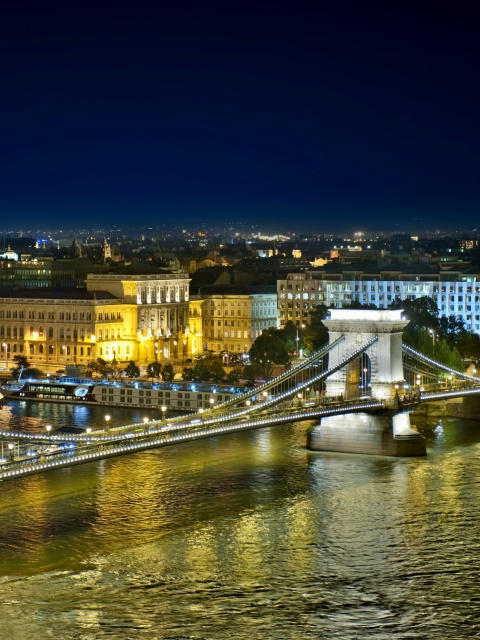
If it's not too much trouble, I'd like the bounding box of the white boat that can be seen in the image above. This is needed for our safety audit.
[0,376,244,412]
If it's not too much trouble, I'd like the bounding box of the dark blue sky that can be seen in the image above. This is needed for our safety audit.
[1,1,479,232]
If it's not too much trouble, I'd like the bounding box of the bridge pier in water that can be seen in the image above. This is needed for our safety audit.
[307,412,426,457]
[308,309,426,456]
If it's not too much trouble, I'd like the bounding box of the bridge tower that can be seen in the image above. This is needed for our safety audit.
[323,308,408,405]
[308,309,426,457]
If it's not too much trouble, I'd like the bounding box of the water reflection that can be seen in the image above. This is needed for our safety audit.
[0,409,480,637]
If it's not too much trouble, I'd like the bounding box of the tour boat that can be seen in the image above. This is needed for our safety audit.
[0,376,244,412]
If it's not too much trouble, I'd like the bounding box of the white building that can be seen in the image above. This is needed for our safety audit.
[277,269,480,334]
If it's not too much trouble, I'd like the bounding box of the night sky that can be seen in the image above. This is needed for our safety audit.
[1,2,479,233]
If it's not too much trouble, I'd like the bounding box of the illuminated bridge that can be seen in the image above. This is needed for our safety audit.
[1,309,480,481]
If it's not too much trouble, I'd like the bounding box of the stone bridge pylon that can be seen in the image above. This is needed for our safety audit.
[308,308,427,457]
[323,309,408,405]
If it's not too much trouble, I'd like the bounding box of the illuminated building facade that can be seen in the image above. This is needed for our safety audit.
[86,273,191,363]
[199,286,277,354]
[0,290,132,371]
[278,269,480,334]
[0,273,191,372]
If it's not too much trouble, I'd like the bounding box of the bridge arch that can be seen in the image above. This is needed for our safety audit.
[323,309,409,404]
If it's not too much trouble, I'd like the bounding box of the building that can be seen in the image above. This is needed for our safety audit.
[0,290,132,371]
[86,273,191,363]
[0,272,192,372]
[277,267,480,334]
[198,285,277,354]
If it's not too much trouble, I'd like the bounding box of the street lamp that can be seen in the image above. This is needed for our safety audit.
[429,328,436,351]
[105,414,111,431]
[2,342,7,369]
[182,339,187,363]
[295,324,305,358]
[209,397,215,409]
[161,405,167,421]
[46,424,52,435]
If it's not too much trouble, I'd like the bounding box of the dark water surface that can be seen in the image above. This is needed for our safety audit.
[1,401,480,639]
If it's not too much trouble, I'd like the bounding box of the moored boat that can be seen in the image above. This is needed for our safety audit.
[0,376,245,412]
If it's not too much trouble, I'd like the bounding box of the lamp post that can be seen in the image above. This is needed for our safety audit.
[429,328,436,351]
[182,339,187,363]
[46,424,52,435]
[295,324,305,358]
[143,417,149,431]
[105,414,111,432]
[161,405,167,421]
[416,374,421,396]
[209,397,215,409]
[2,342,7,370]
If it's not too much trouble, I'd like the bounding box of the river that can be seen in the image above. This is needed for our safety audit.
[0,400,479,639]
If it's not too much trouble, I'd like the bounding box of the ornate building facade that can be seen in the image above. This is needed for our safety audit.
[0,273,191,372]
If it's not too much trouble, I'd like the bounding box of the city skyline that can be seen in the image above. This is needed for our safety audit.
[1,3,479,231]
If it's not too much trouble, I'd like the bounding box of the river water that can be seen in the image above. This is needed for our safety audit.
[0,401,480,639]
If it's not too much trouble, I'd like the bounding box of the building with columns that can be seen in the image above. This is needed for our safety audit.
[0,272,191,372]
[86,273,191,363]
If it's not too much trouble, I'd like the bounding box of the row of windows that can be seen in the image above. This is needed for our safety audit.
[102,388,227,401]
[0,326,93,340]
[96,312,122,321]
[204,330,249,339]
[0,310,95,320]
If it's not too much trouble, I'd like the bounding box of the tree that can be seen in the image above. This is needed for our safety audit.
[225,368,242,384]
[12,355,30,370]
[209,360,226,383]
[161,363,175,381]
[249,331,290,379]
[146,361,162,379]
[303,305,330,353]
[85,358,110,379]
[124,361,140,380]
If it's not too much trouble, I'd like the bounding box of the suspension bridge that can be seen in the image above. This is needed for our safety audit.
[1,309,480,481]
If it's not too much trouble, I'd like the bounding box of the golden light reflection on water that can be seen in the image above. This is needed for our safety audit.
[3,415,480,638]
